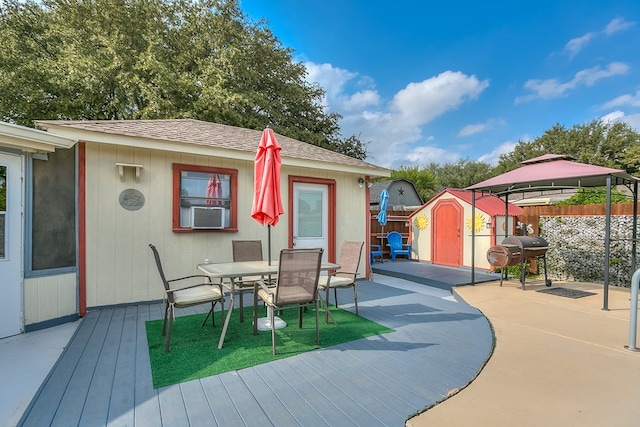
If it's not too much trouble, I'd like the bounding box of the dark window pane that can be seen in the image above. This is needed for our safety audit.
[32,148,76,270]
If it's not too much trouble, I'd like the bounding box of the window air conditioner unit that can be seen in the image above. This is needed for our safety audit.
[191,206,226,229]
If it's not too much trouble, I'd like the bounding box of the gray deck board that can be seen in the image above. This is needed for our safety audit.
[80,307,125,427]
[237,367,298,426]
[19,272,494,426]
[200,374,246,426]
[298,349,410,420]
[106,305,138,426]
[281,356,386,426]
[132,304,162,427]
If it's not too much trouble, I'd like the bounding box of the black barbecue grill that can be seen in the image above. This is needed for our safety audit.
[486,235,552,289]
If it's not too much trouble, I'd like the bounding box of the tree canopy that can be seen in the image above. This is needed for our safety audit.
[493,119,640,175]
[0,0,366,158]
[555,188,630,205]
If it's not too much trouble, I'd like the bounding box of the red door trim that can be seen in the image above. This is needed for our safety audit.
[78,142,86,317]
[287,176,336,263]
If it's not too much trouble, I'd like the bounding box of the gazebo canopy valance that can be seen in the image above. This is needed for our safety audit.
[467,154,637,194]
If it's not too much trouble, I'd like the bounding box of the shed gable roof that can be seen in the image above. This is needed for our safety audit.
[446,189,523,216]
[412,188,523,217]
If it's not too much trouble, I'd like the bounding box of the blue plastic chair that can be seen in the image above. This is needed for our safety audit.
[370,244,383,264]
[386,231,412,262]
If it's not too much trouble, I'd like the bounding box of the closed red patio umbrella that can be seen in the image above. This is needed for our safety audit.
[251,127,285,330]
[251,127,284,233]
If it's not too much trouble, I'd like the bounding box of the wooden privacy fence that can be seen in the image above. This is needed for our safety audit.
[370,210,411,258]
[519,203,640,234]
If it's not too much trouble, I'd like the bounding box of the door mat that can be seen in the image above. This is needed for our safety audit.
[536,287,597,299]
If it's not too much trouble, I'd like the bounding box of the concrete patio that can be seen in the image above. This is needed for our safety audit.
[409,277,640,426]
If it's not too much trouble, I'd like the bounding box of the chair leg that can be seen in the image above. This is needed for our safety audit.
[298,306,303,328]
[239,290,245,323]
[353,285,359,315]
[164,306,173,352]
[325,287,330,309]
[318,292,335,324]
[162,301,169,336]
[314,301,320,346]
[201,303,215,327]
[334,288,338,308]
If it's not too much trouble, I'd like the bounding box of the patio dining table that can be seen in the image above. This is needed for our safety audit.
[197,259,340,349]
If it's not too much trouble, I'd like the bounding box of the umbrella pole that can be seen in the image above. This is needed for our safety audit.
[258,224,286,330]
[267,225,272,265]
[380,225,385,262]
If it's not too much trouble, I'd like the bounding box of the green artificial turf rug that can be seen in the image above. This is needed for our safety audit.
[145,306,394,389]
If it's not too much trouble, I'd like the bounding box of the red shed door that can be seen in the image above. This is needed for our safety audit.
[432,199,463,266]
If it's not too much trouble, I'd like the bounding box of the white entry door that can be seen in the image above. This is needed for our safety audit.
[293,182,328,261]
[0,153,23,338]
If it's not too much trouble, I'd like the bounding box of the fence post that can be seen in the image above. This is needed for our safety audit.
[626,268,640,351]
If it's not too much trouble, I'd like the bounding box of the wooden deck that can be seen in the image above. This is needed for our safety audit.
[19,276,493,426]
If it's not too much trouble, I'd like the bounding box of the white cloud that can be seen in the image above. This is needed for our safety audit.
[601,110,640,132]
[341,90,380,112]
[458,123,487,137]
[515,62,629,104]
[303,62,490,168]
[601,90,640,109]
[304,62,381,112]
[458,118,506,137]
[304,62,356,100]
[604,17,635,35]
[404,145,462,165]
[601,110,626,123]
[389,71,489,127]
[564,32,595,59]
[563,18,635,59]
[476,141,518,165]
[621,114,640,132]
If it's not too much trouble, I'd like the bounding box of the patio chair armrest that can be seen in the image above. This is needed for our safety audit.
[166,275,214,292]
[254,280,273,294]
[167,274,211,284]
[370,244,382,250]
[333,270,358,277]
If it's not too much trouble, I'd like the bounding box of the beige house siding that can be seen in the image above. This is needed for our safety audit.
[24,273,77,324]
[84,143,370,307]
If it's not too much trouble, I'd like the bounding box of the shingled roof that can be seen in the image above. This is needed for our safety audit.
[35,119,389,175]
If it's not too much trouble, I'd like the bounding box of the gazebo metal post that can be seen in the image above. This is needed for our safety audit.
[504,192,510,283]
[471,190,476,285]
[603,175,612,311]
[504,193,510,240]
[633,180,638,273]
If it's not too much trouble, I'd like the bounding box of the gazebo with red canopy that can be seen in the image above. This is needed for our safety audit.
[466,154,639,310]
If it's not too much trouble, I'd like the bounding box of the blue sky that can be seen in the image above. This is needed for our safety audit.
[240,0,640,169]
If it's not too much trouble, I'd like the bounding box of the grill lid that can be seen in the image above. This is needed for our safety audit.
[501,236,549,249]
